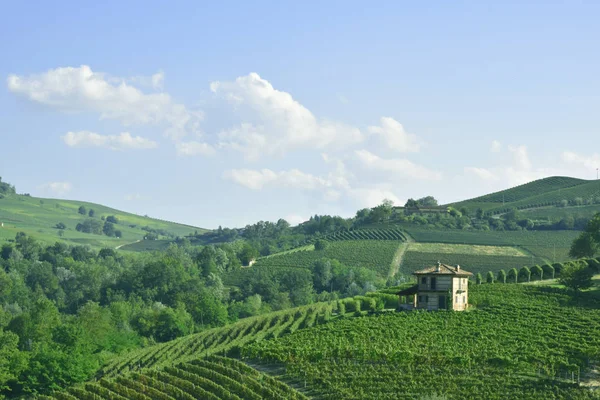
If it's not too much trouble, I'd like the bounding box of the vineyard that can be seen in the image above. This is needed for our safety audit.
[39,356,308,400]
[402,228,579,262]
[253,240,403,277]
[243,284,600,400]
[400,251,542,276]
[318,228,407,242]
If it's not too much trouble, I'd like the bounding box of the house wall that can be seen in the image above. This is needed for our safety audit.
[451,277,469,311]
[418,275,452,291]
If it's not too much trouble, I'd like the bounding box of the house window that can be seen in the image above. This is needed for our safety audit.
[458,278,462,290]
[430,277,437,290]
[421,277,427,285]
[418,296,423,303]
[425,296,429,302]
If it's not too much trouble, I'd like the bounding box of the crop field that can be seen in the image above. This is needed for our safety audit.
[521,204,600,221]
[254,240,403,277]
[244,285,600,400]
[39,356,307,400]
[320,228,407,242]
[408,243,528,256]
[0,194,204,249]
[403,228,579,262]
[400,251,541,276]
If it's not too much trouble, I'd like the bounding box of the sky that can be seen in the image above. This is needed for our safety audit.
[1,1,600,229]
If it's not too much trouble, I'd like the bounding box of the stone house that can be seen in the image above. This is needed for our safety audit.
[397,262,473,311]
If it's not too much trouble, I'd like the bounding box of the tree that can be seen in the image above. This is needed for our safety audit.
[559,262,594,291]
[475,208,485,220]
[531,265,543,281]
[313,259,332,292]
[542,264,555,279]
[497,269,507,283]
[519,266,531,282]
[55,222,66,230]
[416,196,438,207]
[102,221,116,237]
[507,268,518,283]
[486,271,494,284]
[570,232,598,259]
[475,273,483,284]
[88,209,95,217]
[314,239,329,251]
[239,243,259,266]
[370,199,394,222]
[106,215,119,224]
[78,205,87,215]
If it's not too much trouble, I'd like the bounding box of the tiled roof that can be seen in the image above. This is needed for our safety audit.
[413,263,473,276]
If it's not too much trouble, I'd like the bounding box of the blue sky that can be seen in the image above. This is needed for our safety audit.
[1,1,599,229]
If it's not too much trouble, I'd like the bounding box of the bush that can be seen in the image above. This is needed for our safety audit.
[486,271,494,284]
[552,262,564,277]
[518,266,531,282]
[559,262,594,291]
[55,222,66,230]
[475,273,483,284]
[531,265,543,280]
[78,205,87,215]
[354,296,377,312]
[507,268,518,283]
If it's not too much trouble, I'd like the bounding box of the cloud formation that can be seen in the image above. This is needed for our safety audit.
[354,149,442,181]
[368,117,421,153]
[39,181,72,196]
[223,168,336,191]
[562,151,600,170]
[62,131,158,150]
[7,65,200,139]
[211,73,363,159]
[176,141,216,156]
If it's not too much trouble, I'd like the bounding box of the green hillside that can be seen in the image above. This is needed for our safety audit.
[0,192,206,249]
[451,176,600,212]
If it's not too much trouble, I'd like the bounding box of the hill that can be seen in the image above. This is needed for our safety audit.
[451,176,600,213]
[0,192,206,249]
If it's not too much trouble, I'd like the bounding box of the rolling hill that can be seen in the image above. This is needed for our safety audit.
[451,176,600,213]
[0,192,206,249]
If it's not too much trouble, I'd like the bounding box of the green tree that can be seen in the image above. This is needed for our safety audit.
[88,209,95,217]
[475,273,483,284]
[239,243,259,266]
[507,268,518,283]
[542,264,555,279]
[519,266,531,282]
[55,222,66,230]
[475,208,485,219]
[486,271,494,284]
[102,221,116,237]
[569,232,598,258]
[314,239,329,251]
[531,265,543,281]
[78,205,87,215]
[497,269,507,283]
[559,262,594,291]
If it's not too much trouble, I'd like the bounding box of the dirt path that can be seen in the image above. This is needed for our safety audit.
[115,239,141,250]
[388,234,414,278]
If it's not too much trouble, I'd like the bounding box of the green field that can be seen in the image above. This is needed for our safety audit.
[253,240,403,277]
[520,204,600,221]
[451,176,600,213]
[243,284,600,399]
[0,193,205,249]
[403,227,579,262]
[40,356,307,400]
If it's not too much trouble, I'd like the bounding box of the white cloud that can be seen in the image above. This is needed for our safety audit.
[285,215,307,226]
[491,140,502,153]
[7,65,200,139]
[337,94,349,104]
[151,71,164,90]
[39,182,72,196]
[124,193,147,201]
[348,187,401,209]
[211,73,363,158]
[367,117,421,153]
[508,145,531,170]
[62,131,158,150]
[223,168,334,191]
[464,167,498,181]
[176,141,216,156]
[562,151,600,170]
[354,149,442,181]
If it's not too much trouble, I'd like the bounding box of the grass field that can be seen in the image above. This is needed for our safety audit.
[408,242,528,256]
[0,193,205,249]
[520,204,600,221]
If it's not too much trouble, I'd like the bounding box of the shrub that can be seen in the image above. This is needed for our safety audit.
[475,273,483,284]
[531,265,543,280]
[559,262,594,291]
[552,262,564,277]
[486,271,494,284]
[507,268,518,283]
[314,239,329,251]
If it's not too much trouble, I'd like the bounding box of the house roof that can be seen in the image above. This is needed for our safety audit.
[413,263,473,276]
[396,284,419,296]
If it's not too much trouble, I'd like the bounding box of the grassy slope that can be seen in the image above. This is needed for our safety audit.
[0,193,206,249]
[451,176,600,212]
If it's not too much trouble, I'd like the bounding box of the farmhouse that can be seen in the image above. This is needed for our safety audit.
[397,262,473,311]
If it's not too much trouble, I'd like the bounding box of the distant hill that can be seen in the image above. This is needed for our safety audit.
[450,176,600,213]
[0,192,207,249]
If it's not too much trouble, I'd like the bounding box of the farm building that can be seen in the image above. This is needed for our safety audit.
[397,262,472,311]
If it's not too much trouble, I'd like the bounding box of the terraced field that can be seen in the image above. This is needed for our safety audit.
[243,285,600,400]
[39,356,307,400]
